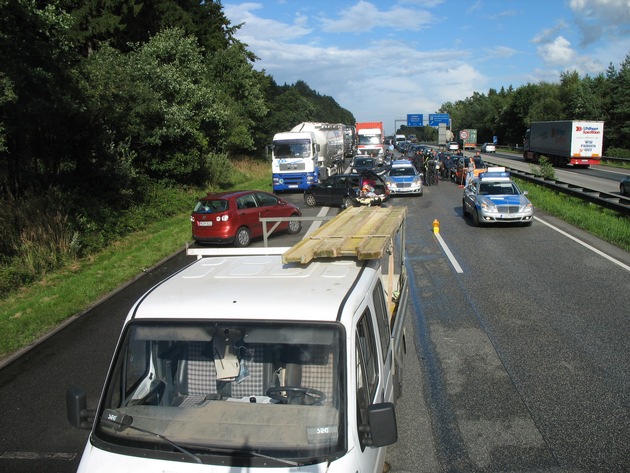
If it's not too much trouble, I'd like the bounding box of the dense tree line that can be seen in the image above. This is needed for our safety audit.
[0,0,353,292]
[0,0,353,197]
[436,58,630,153]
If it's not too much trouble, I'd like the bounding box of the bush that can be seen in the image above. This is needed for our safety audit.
[0,190,78,297]
[530,156,556,180]
[205,151,235,188]
[0,182,198,299]
[604,147,630,159]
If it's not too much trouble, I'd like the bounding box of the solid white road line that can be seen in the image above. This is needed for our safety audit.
[434,232,464,273]
[433,216,629,275]
[535,216,630,272]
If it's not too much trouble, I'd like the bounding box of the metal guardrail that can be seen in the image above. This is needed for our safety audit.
[485,162,630,217]
[600,156,630,164]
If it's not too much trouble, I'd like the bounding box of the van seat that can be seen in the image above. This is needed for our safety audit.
[230,343,267,397]
[173,341,218,407]
[299,345,335,405]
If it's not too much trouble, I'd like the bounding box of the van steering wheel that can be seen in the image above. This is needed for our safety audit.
[266,386,326,405]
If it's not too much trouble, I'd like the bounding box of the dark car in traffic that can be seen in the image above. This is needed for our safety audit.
[304,172,389,208]
[620,176,630,196]
[351,155,379,174]
[191,190,302,247]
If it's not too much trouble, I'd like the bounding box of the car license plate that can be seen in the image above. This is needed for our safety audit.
[289,185,298,188]
[198,221,213,226]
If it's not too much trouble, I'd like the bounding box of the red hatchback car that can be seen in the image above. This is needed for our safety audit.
[190,190,302,247]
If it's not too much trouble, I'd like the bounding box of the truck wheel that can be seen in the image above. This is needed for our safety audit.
[304,193,317,207]
[234,227,251,247]
[287,218,302,234]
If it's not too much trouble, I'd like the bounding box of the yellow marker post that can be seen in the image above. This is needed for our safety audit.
[433,219,440,234]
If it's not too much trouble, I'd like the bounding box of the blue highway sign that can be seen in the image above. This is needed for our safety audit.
[407,114,423,127]
[429,113,450,126]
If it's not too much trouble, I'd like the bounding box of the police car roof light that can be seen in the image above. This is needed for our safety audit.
[479,171,510,180]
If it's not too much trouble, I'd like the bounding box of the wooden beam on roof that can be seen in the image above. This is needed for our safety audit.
[282,206,407,264]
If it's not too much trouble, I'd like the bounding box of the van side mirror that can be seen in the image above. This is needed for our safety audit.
[367,402,397,447]
[67,386,95,430]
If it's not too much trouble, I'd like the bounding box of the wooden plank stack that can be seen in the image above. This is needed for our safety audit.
[282,206,407,264]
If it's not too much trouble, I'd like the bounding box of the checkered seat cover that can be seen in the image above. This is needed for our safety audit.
[229,343,266,397]
[175,341,218,407]
[300,345,335,405]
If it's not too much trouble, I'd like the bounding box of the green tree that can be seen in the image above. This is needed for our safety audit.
[0,0,83,196]
[265,87,317,134]
[559,70,601,119]
[206,42,268,154]
[82,28,229,185]
[608,54,630,150]
[61,0,239,56]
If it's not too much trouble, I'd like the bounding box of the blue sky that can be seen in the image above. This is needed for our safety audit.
[223,0,630,135]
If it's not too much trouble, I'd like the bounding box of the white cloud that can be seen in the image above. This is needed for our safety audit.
[531,20,569,44]
[320,1,434,33]
[537,36,576,66]
[569,0,630,26]
[485,46,519,59]
[223,1,630,134]
[569,0,630,45]
[489,9,522,20]
[224,3,312,41]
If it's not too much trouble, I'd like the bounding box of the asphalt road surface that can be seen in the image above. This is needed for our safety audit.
[1,171,629,472]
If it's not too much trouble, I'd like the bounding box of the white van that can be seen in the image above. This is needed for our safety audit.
[68,206,409,473]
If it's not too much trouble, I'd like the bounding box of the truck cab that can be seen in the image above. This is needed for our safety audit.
[68,207,409,473]
[271,131,320,191]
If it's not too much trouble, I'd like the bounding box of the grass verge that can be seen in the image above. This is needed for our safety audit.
[515,178,630,251]
[0,214,190,356]
[0,158,271,360]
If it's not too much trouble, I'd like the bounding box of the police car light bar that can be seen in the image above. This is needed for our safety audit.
[479,168,510,180]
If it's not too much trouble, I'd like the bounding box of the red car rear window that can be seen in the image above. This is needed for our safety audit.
[194,200,229,213]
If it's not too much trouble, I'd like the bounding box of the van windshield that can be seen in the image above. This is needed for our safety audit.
[95,321,346,465]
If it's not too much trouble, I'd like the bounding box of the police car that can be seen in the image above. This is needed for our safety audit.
[385,160,423,195]
[462,167,533,226]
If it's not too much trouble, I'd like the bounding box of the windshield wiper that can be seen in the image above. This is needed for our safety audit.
[194,445,301,467]
[100,410,202,464]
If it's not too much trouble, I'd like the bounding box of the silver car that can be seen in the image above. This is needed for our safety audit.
[385,160,423,196]
[481,142,496,153]
[462,169,533,226]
